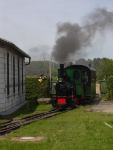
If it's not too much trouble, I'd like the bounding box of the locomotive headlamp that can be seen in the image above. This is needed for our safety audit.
[38,77,43,83]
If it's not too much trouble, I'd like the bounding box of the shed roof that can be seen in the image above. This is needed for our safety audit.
[0,38,31,58]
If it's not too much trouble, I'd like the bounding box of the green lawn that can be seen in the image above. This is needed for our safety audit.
[0,106,113,150]
[0,103,52,123]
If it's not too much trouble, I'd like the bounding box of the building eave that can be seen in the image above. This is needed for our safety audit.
[0,38,31,59]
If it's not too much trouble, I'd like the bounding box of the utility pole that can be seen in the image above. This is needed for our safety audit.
[49,56,52,93]
[49,61,51,82]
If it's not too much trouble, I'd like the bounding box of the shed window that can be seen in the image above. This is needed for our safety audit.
[22,59,23,93]
[13,56,15,94]
[82,71,89,84]
[74,71,80,80]
[7,53,9,95]
[18,57,20,93]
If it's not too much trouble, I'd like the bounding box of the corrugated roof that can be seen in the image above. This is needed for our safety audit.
[0,38,31,58]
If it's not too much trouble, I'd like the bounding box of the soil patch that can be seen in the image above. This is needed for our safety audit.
[11,136,46,142]
[86,101,113,114]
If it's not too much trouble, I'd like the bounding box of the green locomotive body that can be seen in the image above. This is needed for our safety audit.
[65,65,96,103]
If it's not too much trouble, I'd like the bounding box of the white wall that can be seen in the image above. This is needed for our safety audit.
[0,47,26,113]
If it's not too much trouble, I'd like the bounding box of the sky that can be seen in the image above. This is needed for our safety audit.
[1,0,113,60]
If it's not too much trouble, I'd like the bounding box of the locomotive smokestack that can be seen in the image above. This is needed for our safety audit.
[58,64,64,79]
[88,63,91,68]
[60,64,64,70]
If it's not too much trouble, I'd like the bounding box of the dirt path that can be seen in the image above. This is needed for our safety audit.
[88,101,113,114]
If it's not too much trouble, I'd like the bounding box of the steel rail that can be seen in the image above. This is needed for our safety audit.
[0,110,61,135]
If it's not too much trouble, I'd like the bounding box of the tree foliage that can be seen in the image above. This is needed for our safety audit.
[37,78,50,98]
[25,77,39,101]
[106,76,113,100]
[96,58,113,80]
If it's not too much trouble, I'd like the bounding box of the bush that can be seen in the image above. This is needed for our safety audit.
[37,79,50,98]
[106,76,113,100]
[25,77,50,101]
[25,77,39,101]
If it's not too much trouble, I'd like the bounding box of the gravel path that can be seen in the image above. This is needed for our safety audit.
[89,101,113,114]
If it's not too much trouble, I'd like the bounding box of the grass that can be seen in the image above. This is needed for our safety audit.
[0,105,113,150]
[12,103,52,118]
[0,103,52,123]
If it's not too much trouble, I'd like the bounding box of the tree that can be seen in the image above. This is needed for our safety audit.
[96,58,113,80]
[106,76,113,100]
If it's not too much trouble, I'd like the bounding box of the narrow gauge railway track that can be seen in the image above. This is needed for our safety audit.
[0,109,61,136]
[0,119,13,127]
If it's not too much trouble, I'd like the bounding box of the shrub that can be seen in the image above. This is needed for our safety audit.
[25,77,50,101]
[37,78,50,98]
[25,77,38,101]
[106,76,113,100]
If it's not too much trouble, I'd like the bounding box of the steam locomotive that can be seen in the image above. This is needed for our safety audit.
[51,64,96,109]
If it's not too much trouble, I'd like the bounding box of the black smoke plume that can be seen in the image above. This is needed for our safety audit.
[52,8,113,62]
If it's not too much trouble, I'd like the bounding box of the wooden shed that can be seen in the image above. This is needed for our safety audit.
[0,38,31,115]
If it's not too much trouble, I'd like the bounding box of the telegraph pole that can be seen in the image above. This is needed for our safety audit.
[49,55,52,94]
